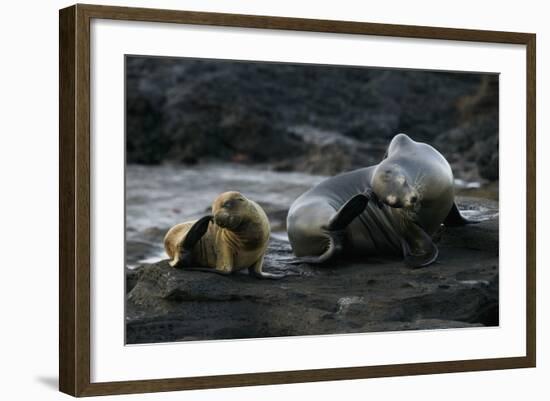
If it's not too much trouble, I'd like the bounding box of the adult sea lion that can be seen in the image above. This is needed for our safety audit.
[286,133,469,268]
[164,191,284,279]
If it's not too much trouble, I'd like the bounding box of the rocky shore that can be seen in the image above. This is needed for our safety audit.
[126,198,498,344]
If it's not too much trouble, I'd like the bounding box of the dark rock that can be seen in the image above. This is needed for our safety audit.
[125,266,140,293]
[126,198,499,344]
[126,57,498,180]
[436,75,499,181]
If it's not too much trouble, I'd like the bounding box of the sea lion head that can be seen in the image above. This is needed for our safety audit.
[371,162,420,209]
[212,191,250,230]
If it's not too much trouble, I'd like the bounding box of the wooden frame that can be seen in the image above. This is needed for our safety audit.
[59,3,536,397]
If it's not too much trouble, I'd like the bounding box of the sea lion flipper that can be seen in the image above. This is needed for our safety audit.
[443,202,473,227]
[180,215,213,249]
[248,257,280,279]
[247,266,291,280]
[328,193,369,231]
[291,230,345,264]
[181,267,233,276]
[401,222,439,268]
[176,215,212,267]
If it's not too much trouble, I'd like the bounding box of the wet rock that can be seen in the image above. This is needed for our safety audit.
[126,198,499,344]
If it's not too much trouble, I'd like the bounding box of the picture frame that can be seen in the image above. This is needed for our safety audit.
[59,3,536,397]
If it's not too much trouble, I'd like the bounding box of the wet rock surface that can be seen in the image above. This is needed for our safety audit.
[126,199,498,344]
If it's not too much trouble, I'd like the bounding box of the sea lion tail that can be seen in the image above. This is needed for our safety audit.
[444,202,478,226]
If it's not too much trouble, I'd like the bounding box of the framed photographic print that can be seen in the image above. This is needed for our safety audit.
[59,4,536,397]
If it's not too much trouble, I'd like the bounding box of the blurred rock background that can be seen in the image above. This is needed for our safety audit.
[126,56,498,182]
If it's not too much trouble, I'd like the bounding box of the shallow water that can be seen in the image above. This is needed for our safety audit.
[126,163,497,268]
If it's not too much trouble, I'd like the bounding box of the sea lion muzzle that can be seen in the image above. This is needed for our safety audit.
[214,212,242,230]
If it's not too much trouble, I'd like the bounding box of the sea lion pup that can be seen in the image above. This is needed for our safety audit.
[164,191,285,279]
[286,133,469,268]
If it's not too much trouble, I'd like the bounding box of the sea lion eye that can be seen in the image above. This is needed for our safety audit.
[222,200,233,208]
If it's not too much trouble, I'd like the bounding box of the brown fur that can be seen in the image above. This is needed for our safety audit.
[164,191,271,275]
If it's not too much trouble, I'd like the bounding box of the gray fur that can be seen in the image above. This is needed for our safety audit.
[286,133,456,267]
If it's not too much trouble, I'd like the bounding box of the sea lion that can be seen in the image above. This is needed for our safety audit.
[286,133,469,268]
[164,191,284,279]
